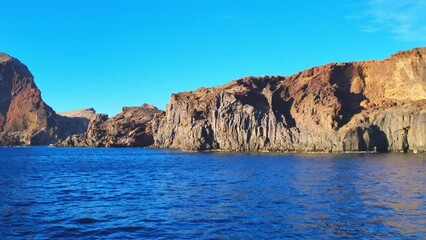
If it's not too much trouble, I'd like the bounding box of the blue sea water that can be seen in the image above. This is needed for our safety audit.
[0,147,425,239]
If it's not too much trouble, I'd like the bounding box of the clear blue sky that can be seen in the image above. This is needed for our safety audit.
[1,0,425,116]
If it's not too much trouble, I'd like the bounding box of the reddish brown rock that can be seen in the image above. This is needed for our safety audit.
[57,104,164,147]
[154,47,426,152]
[3,48,425,152]
[0,53,93,145]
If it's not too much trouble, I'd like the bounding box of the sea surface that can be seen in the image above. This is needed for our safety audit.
[0,147,425,239]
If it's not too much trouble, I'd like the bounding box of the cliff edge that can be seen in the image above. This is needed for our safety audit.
[154,47,426,152]
[57,104,164,147]
[0,53,93,145]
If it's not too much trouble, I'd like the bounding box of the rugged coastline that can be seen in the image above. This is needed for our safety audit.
[1,48,425,153]
[153,47,426,153]
[0,53,91,146]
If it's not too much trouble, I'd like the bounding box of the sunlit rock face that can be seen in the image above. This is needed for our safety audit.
[2,48,425,151]
[57,104,165,147]
[0,53,93,145]
[154,47,426,153]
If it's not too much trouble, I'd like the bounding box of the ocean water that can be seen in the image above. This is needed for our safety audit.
[0,147,425,239]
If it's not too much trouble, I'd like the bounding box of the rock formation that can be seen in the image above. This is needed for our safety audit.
[2,48,425,152]
[58,108,97,120]
[57,108,97,134]
[57,104,164,147]
[154,47,426,153]
[0,53,93,145]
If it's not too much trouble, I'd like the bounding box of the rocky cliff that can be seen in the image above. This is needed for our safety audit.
[154,47,426,153]
[0,53,92,145]
[2,48,425,152]
[57,108,97,134]
[57,104,164,147]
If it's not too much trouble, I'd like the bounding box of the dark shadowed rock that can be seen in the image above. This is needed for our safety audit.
[57,108,97,135]
[154,47,426,153]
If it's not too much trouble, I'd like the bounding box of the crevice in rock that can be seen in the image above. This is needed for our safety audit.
[370,125,389,152]
[200,121,218,150]
[235,92,269,115]
[330,64,367,128]
[271,88,296,128]
[402,127,410,153]
[357,128,368,151]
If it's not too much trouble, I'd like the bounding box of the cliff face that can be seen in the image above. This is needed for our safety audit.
[154,47,426,153]
[2,48,425,151]
[57,104,164,147]
[57,108,97,135]
[0,53,91,145]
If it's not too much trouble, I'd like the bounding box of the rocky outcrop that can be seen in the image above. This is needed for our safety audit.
[58,108,97,119]
[154,47,426,153]
[0,53,92,145]
[2,48,425,151]
[0,52,163,147]
[57,104,164,147]
[57,108,97,134]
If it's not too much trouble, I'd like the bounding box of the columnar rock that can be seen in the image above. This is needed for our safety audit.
[0,53,93,145]
[154,47,426,152]
[57,104,164,147]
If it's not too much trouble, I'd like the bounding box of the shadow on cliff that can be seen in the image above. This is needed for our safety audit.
[54,115,91,137]
[235,92,270,115]
[357,125,389,152]
[330,65,367,127]
[272,91,296,127]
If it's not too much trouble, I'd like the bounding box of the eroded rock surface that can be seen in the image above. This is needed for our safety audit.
[57,104,164,147]
[154,48,426,152]
[57,108,97,134]
[2,48,425,151]
[0,53,90,145]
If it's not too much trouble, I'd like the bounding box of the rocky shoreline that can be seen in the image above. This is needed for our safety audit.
[1,48,425,153]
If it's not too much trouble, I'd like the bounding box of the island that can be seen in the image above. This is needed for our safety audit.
[1,48,425,153]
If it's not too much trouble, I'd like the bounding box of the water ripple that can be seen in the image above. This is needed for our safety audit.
[0,148,425,239]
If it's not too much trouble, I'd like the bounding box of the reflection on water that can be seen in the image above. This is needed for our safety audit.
[0,148,425,239]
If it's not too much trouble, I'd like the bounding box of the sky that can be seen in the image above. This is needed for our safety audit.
[1,0,425,116]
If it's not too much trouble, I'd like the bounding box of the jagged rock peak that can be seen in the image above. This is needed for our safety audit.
[58,108,97,117]
[141,103,159,110]
[0,52,12,63]
[0,53,93,145]
[122,103,159,112]
[57,103,165,147]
